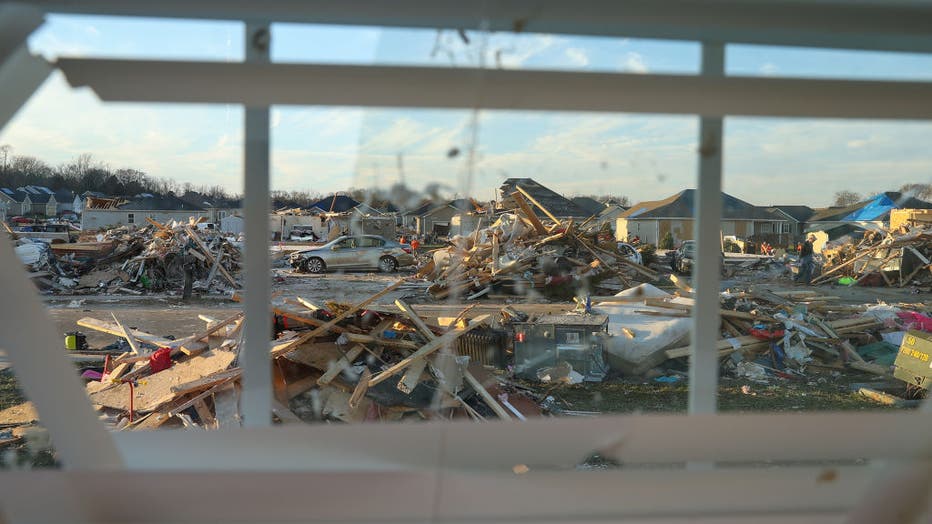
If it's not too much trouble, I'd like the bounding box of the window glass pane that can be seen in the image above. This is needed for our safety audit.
[727,44,932,81]
[272,23,700,74]
[721,116,932,412]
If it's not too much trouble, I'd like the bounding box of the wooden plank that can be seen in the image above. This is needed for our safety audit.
[317,345,365,386]
[339,333,419,350]
[184,226,239,288]
[77,317,175,348]
[349,369,371,409]
[168,380,236,417]
[368,315,491,387]
[271,279,406,358]
[463,369,512,421]
[170,367,243,395]
[110,313,143,355]
[272,307,358,334]
[296,297,320,311]
[88,351,237,412]
[515,185,561,226]
[398,357,429,395]
[145,216,169,231]
[394,299,439,339]
[510,191,547,235]
[192,399,216,427]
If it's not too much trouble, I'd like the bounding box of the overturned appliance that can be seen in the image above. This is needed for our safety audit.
[513,314,609,382]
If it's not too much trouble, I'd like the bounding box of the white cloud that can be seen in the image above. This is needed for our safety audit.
[622,52,649,74]
[847,139,868,149]
[270,109,282,129]
[759,62,779,76]
[564,47,590,67]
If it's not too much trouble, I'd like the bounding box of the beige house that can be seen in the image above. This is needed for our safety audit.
[617,189,788,246]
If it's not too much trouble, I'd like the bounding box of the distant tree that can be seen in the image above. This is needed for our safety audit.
[900,183,932,201]
[833,190,862,207]
[659,231,674,249]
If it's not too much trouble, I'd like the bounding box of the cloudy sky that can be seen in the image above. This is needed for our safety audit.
[2,14,932,207]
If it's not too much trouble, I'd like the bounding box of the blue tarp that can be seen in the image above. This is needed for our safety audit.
[842,194,896,221]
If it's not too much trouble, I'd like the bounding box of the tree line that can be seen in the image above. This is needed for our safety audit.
[0,147,236,202]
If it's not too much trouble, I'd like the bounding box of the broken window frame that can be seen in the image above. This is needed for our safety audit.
[0,2,931,522]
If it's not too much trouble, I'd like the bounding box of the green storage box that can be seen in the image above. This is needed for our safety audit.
[895,330,932,389]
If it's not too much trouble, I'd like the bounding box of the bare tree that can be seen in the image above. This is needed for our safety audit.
[833,190,862,207]
[900,183,932,201]
[0,144,12,172]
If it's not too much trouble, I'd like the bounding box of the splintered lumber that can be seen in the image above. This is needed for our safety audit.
[87,350,237,412]
[318,345,365,386]
[145,216,169,231]
[111,313,143,356]
[271,279,406,358]
[811,248,880,284]
[669,274,694,295]
[184,226,239,288]
[395,298,441,394]
[849,361,894,378]
[296,297,321,311]
[349,369,371,409]
[77,317,175,348]
[368,315,491,387]
[515,185,561,226]
[510,191,547,235]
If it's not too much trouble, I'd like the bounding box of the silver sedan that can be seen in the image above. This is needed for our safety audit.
[289,235,415,273]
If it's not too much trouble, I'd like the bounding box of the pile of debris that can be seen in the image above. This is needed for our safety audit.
[419,191,658,300]
[813,223,932,288]
[596,282,928,403]
[72,280,540,430]
[11,218,242,296]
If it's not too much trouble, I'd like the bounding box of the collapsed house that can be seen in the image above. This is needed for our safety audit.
[12,217,242,295]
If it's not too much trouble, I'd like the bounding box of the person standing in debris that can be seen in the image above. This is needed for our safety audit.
[796,234,816,285]
[410,236,420,256]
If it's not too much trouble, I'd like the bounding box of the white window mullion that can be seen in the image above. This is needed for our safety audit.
[689,42,725,416]
[241,21,272,428]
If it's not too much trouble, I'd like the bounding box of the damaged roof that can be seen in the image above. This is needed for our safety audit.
[621,190,780,221]
[309,195,361,213]
[499,178,590,218]
[810,192,932,223]
[571,196,607,216]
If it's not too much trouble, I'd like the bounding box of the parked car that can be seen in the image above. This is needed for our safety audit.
[616,242,643,265]
[289,225,319,242]
[670,240,725,275]
[289,235,414,273]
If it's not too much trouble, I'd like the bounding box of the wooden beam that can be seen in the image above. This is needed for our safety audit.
[510,191,547,235]
[515,186,561,226]
[77,317,174,348]
[110,313,143,356]
[317,345,365,386]
[271,279,406,358]
[348,369,371,409]
[463,369,512,421]
[368,315,490,387]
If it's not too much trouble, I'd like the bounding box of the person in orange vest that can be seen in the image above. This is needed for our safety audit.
[410,237,420,256]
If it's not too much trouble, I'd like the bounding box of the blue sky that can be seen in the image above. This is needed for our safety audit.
[2,14,932,207]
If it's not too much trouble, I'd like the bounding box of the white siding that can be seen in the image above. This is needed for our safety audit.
[81,209,208,230]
